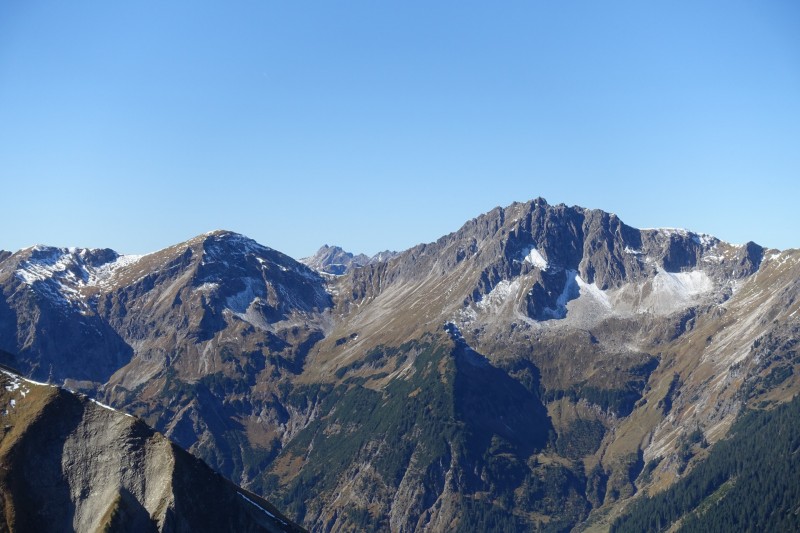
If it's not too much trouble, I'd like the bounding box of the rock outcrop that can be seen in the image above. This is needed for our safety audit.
[0,368,303,532]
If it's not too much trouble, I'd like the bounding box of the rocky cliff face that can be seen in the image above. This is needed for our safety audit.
[0,368,303,532]
[1,199,798,531]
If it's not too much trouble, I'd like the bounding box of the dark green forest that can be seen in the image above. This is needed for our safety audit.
[612,395,800,532]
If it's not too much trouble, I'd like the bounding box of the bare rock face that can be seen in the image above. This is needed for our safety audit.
[0,369,303,532]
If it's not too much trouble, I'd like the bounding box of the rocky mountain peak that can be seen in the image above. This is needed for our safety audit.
[197,230,271,255]
[5,245,122,284]
[301,245,370,275]
[301,245,396,275]
[0,244,141,317]
[0,231,333,384]
[335,198,769,342]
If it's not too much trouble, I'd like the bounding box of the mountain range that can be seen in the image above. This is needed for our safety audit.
[1,197,798,531]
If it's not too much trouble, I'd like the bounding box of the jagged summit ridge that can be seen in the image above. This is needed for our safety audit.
[5,245,141,296]
[301,244,397,275]
[335,198,768,338]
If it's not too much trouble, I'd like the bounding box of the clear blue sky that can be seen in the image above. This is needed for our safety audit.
[1,1,798,258]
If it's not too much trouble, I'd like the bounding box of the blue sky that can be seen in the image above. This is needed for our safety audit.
[1,1,798,258]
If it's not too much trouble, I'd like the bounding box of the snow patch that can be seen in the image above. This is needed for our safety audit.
[14,248,143,311]
[224,278,278,330]
[522,247,549,270]
[195,282,219,293]
[642,228,716,248]
[554,271,578,309]
[89,254,143,287]
[225,277,260,314]
[457,306,478,324]
[2,370,49,391]
[202,232,274,259]
[544,270,611,319]
[642,227,690,238]
[692,234,716,247]
[16,249,141,288]
[238,493,287,525]
[18,376,54,388]
[89,398,134,418]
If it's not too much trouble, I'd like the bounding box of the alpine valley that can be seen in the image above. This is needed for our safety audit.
[1,198,799,532]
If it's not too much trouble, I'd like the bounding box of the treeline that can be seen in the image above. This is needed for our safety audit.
[612,395,800,532]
